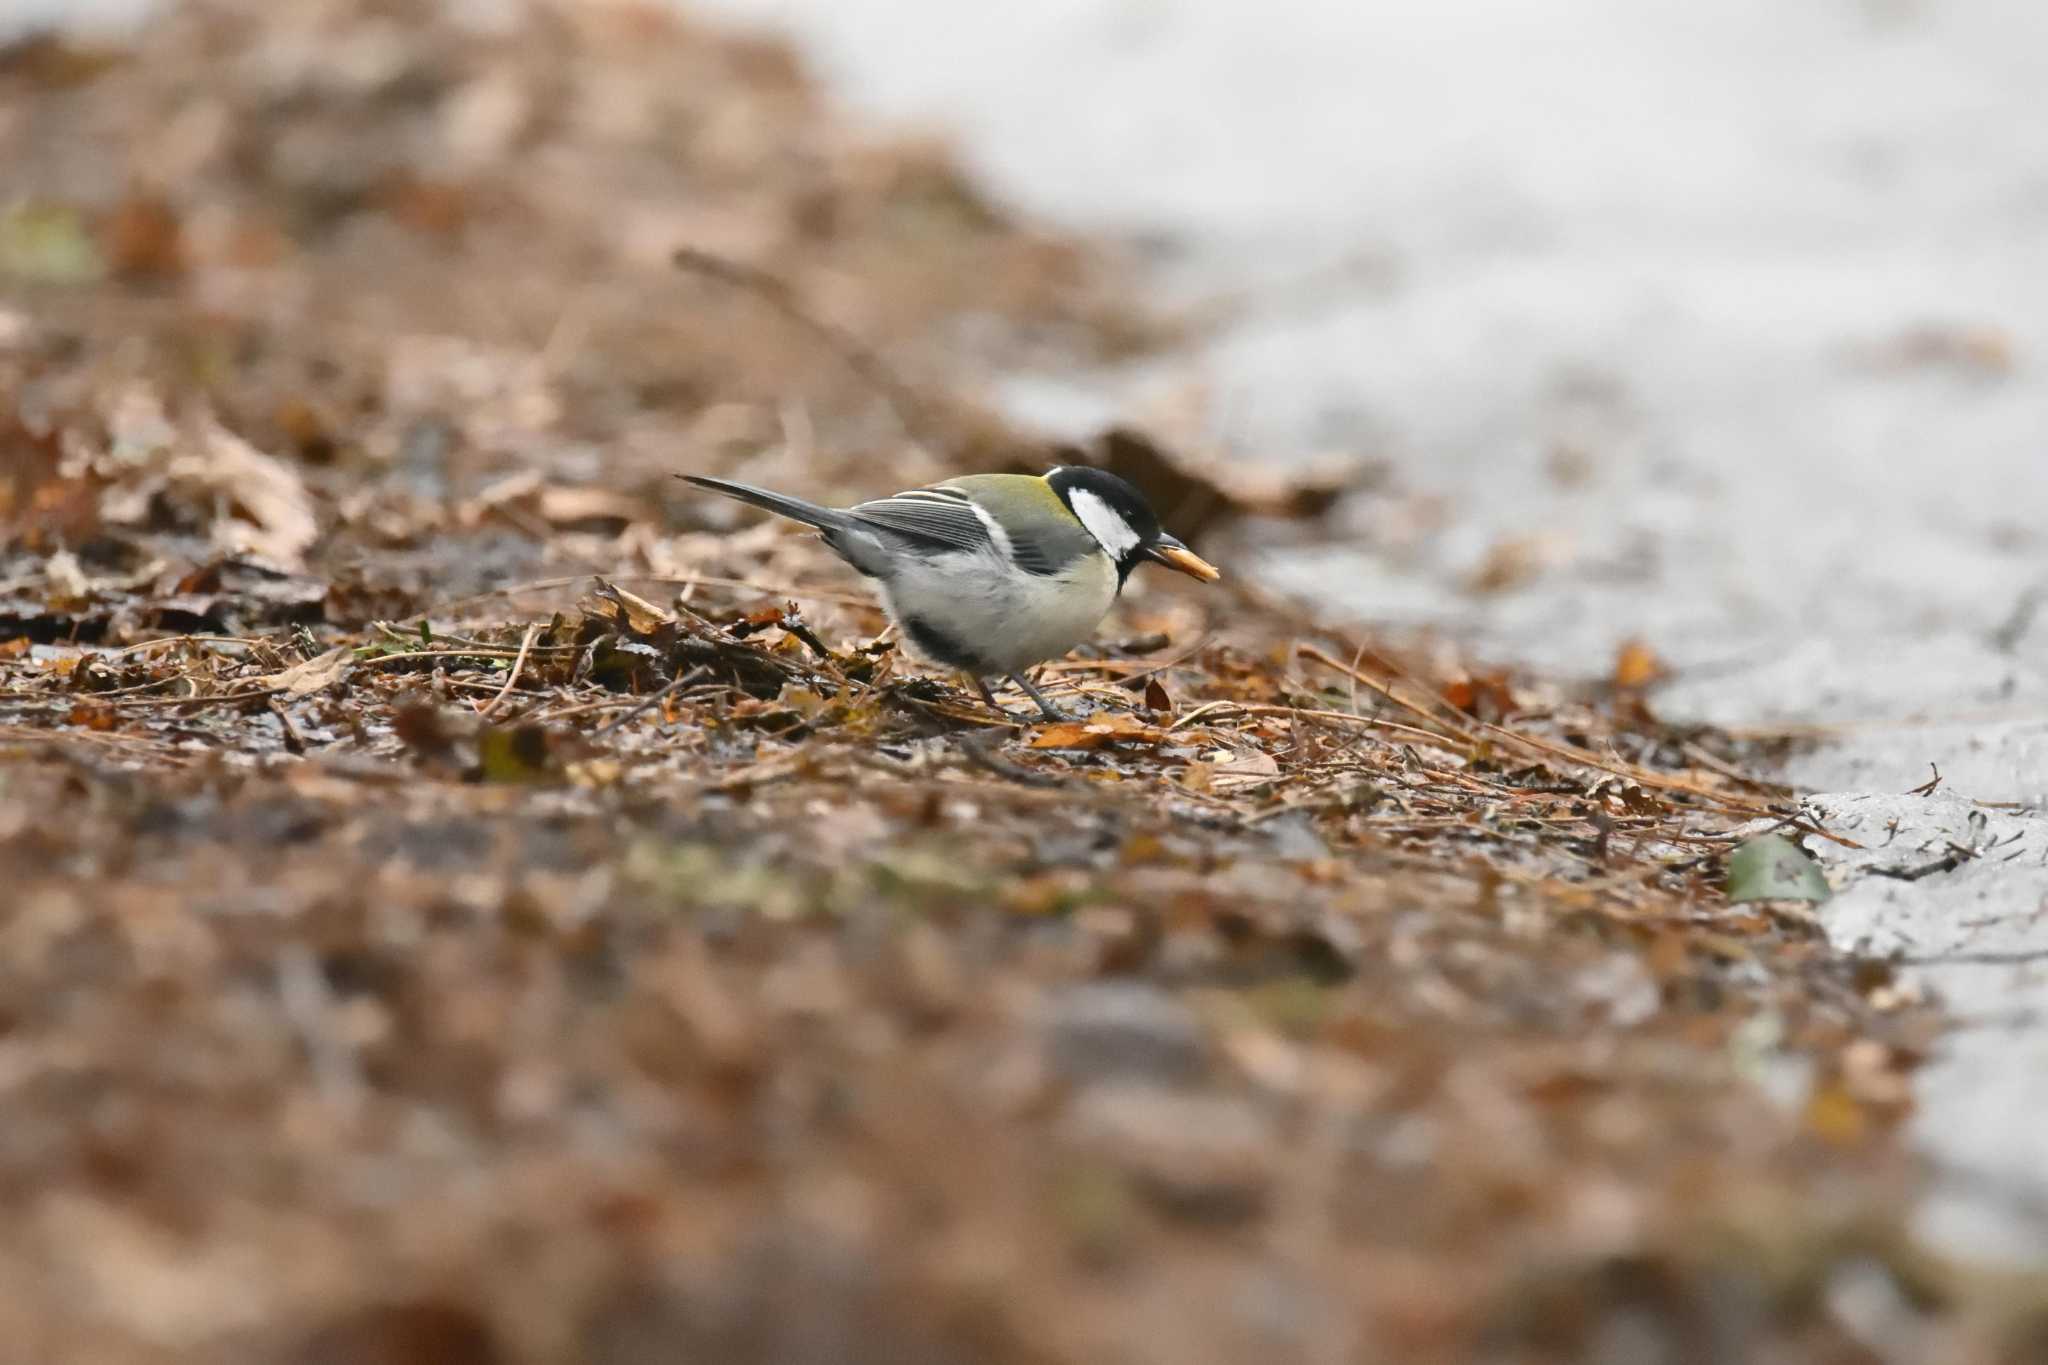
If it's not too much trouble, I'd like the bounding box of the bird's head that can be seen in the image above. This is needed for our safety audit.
[1047,465,1222,586]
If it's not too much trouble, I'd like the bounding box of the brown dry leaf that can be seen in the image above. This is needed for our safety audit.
[1803,1080,1871,1147]
[1029,712,1165,750]
[1,407,81,540]
[163,418,318,570]
[586,579,676,635]
[272,396,338,462]
[466,469,546,518]
[1613,638,1666,690]
[391,699,465,760]
[466,473,644,533]
[99,194,184,279]
[478,724,559,783]
[255,645,352,698]
[42,549,91,605]
[1463,534,1560,595]
[377,174,477,239]
[1183,747,1282,794]
[65,702,119,731]
[535,485,644,532]
[1841,1039,1916,1109]
[1442,671,1515,721]
[1857,322,2014,377]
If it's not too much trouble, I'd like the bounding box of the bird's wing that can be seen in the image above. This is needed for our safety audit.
[938,474,1100,577]
[847,486,996,555]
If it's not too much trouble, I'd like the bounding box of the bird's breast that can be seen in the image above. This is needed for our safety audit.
[883,549,1115,675]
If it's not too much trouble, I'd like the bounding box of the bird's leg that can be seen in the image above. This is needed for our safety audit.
[968,674,1012,718]
[1009,671,1065,721]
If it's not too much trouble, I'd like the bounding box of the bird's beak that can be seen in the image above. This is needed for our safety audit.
[1144,535,1222,582]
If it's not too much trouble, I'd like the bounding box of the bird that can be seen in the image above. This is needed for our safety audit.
[679,465,1220,720]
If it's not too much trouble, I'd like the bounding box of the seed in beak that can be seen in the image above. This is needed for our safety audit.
[1148,542,1222,582]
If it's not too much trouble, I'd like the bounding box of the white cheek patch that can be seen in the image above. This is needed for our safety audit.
[1069,488,1141,560]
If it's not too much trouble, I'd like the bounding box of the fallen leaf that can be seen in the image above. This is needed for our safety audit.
[1612,638,1666,690]
[377,174,476,238]
[1463,536,1556,595]
[163,418,318,570]
[1442,671,1515,720]
[1803,1080,1870,1147]
[99,194,184,280]
[478,724,557,783]
[1856,322,2014,378]
[392,700,463,760]
[1182,748,1281,793]
[1029,712,1165,750]
[65,702,118,731]
[256,645,352,698]
[535,485,643,532]
[1725,834,1830,904]
[0,200,103,283]
[466,476,643,534]
[584,579,676,636]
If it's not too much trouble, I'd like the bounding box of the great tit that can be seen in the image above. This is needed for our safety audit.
[680,466,1220,719]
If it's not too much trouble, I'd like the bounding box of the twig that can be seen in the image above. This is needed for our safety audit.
[1868,947,2048,968]
[1166,699,1446,748]
[435,573,874,614]
[592,667,710,739]
[0,675,185,702]
[1908,762,1943,797]
[478,624,541,719]
[1865,843,1978,882]
[1682,741,1794,796]
[1295,644,1480,743]
[955,732,1066,788]
[97,687,279,710]
[1040,632,1214,683]
[360,641,576,663]
[94,633,263,659]
[267,696,307,754]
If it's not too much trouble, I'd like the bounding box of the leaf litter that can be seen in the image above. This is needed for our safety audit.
[0,2,2032,1363]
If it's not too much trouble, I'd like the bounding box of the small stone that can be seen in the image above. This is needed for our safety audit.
[1044,981,1208,1086]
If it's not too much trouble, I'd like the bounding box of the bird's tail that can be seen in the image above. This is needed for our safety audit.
[678,475,849,532]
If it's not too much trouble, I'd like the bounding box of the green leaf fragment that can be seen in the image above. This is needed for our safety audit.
[477,724,554,783]
[1725,834,1830,904]
[0,201,104,283]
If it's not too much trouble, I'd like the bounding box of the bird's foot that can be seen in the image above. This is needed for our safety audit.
[1008,672,1066,722]
[966,674,1064,722]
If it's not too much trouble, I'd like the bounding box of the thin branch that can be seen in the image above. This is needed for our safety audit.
[478,623,542,719]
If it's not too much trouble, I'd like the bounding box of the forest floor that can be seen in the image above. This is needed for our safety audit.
[0,3,2036,1362]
